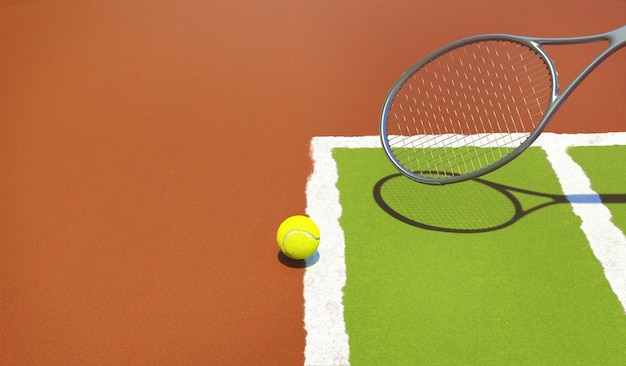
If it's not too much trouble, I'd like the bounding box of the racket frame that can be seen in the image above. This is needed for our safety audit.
[380,25,626,185]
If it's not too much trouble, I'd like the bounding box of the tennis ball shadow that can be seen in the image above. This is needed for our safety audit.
[277,250,320,268]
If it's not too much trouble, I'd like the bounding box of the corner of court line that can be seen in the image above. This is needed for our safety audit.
[539,132,626,314]
[301,136,380,366]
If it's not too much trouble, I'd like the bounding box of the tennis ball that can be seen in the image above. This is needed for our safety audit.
[276,215,320,260]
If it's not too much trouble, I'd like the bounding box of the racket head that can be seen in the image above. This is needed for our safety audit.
[380,35,557,184]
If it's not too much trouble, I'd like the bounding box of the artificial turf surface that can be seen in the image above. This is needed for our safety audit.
[334,146,626,365]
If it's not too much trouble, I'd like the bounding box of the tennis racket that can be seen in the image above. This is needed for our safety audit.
[380,25,626,185]
[373,172,626,233]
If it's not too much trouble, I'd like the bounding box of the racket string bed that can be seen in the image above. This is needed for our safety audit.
[386,40,553,180]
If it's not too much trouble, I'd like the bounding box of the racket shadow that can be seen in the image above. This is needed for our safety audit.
[373,173,626,234]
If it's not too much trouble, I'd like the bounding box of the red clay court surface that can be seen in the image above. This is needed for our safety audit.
[1,1,625,364]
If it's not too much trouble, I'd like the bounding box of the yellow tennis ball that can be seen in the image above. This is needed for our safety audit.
[276,215,320,260]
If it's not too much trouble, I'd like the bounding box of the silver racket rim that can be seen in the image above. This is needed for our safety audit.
[380,34,558,185]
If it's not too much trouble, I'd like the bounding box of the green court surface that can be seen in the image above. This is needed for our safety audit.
[333,146,626,365]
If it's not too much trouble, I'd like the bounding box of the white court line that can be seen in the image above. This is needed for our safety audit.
[304,136,378,366]
[304,133,626,366]
[540,137,626,313]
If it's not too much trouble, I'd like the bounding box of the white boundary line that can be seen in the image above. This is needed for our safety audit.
[539,135,626,313]
[304,136,378,366]
[304,133,626,366]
